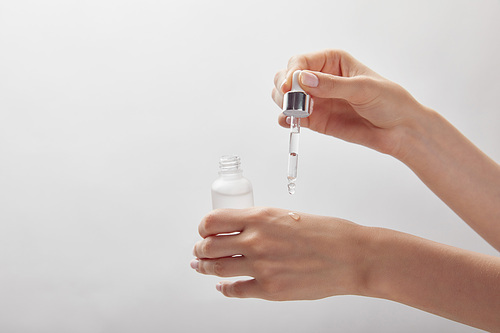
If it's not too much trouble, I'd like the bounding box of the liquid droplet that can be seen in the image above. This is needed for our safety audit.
[287,182,296,195]
[288,212,300,221]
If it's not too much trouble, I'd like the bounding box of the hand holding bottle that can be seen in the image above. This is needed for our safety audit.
[192,207,500,331]
[192,207,368,300]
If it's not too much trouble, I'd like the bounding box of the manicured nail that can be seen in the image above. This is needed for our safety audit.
[285,116,291,125]
[216,282,222,292]
[300,71,319,88]
[190,259,199,270]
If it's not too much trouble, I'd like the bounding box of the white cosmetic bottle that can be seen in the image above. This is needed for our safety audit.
[211,155,254,209]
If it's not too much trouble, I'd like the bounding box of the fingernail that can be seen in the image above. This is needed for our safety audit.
[300,71,319,88]
[285,116,291,125]
[216,282,222,292]
[190,259,199,271]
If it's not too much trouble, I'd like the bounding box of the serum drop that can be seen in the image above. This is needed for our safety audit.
[211,155,254,209]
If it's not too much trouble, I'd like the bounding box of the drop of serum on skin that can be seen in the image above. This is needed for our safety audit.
[288,212,300,221]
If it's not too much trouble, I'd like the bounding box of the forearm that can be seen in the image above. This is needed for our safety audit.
[398,107,500,250]
[361,227,500,331]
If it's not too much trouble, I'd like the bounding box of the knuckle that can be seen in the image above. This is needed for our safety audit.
[252,237,275,258]
[332,48,349,58]
[201,237,215,257]
[252,240,268,257]
[242,233,262,255]
[197,260,206,274]
[272,88,282,105]
[259,206,274,217]
[273,71,281,86]
[193,240,207,258]
[230,281,245,297]
[350,76,378,102]
[287,54,307,71]
[326,48,351,63]
[324,74,337,91]
[250,207,275,220]
[200,211,220,236]
[202,213,216,231]
[355,75,371,86]
[287,55,299,66]
[253,260,276,279]
[355,76,376,92]
[213,260,225,277]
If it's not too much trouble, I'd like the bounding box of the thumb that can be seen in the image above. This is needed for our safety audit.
[299,70,378,105]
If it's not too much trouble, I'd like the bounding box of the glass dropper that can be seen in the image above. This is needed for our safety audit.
[287,116,300,194]
[282,70,311,195]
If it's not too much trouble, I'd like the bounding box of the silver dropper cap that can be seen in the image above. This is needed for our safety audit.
[282,71,311,118]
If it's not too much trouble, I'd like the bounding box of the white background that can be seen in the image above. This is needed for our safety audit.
[1,0,499,332]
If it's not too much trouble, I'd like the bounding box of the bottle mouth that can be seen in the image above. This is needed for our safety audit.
[219,155,242,173]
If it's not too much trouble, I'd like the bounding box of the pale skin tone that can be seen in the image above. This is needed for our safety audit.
[191,49,500,331]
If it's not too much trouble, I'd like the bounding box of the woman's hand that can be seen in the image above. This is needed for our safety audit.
[272,49,429,160]
[273,49,500,250]
[191,208,500,331]
[191,207,370,301]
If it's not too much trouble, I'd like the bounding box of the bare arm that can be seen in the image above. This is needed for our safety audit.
[364,226,500,331]
[399,108,500,249]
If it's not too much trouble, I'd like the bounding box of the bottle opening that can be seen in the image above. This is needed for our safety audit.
[219,155,242,173]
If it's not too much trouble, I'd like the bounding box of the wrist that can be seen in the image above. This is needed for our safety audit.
[348,225,391,298]
[391,104,440,164]
[356,226,410,300]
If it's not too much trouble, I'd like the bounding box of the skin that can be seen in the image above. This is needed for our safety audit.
[191,49,500,331]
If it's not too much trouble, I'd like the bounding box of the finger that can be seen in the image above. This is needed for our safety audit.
[199,209,249,238]
[217,279,262,299]
[282,50,333,93]
[193,234,244,259]
[273,70,287,93]
[271,88,283,109]
[193,256,252,277]
[277,113,287,128]
[277,113,310,130]
[298,71,379,105]
[282,51,326,92]
[282,49,358,93]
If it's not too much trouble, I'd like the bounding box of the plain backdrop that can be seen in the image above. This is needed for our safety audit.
[0,0,499,332]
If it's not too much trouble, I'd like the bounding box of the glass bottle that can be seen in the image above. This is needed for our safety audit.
[211,155,254,209]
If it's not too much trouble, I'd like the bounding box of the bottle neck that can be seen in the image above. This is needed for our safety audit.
[219,155,243,177]
[219,171,243,180]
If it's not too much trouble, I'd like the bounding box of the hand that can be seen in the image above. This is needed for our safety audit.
[272,50,500,250]
[191,208,500,330]
[272,49,429,159]
[191,207,369,300]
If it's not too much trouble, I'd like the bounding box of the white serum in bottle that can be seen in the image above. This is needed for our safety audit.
[211,155,254,209]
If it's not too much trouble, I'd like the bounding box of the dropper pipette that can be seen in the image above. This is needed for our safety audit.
[287,116,300,194]
[282,71,311,194]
